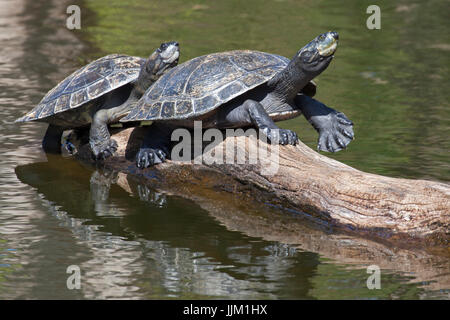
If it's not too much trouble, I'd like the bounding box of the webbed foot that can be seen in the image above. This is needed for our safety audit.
[262,127,298,145]
[90,138,118,160]
[316,111,354,152]
[294,95,355,153]
[136,147,167,168]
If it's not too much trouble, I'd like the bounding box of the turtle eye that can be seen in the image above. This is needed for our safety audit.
[302,51,312,60]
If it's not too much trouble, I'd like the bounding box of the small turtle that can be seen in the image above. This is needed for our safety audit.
[16,41,180,159]
[121,32,354,168]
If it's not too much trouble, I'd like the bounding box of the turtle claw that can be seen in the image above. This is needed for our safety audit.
[340,127,354,140]
[336,112,353,126]
[63,140,77,155]
[155,149,166,162]
[263,128,298,146]
[316,111,354,153]
[136,147,167,169]
[336,136,347,149]
[91,138,118,160]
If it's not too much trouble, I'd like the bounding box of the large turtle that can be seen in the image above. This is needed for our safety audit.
[15,41,180,159]
[121,32,354,168]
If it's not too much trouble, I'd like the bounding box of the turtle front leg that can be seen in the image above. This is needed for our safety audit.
[42,124,64,154]
[136,123,172,169]
[222,99,298,145]
[294,94,354,152]
[90,98,140,159]
[89,108,118,160]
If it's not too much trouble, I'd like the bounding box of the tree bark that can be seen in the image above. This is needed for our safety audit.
[76,127,450,245]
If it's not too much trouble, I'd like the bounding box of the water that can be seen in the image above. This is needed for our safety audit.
[0,0,448,299]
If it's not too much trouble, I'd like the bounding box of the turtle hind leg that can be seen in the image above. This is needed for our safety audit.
[294,94,354,153]
[136,123,172,169]
[42,124,64,154]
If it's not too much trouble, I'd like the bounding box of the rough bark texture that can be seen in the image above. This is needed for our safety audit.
[76,127,450,246]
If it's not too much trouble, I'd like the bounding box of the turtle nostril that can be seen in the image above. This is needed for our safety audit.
[330,31,339,40]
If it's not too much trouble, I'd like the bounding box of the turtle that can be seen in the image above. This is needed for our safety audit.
[15,41,180,159]
[121,31,354,168]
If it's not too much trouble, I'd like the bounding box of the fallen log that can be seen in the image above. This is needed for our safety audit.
[76,127,450,245]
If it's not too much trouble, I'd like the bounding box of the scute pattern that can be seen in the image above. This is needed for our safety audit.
[161,101,175,117]
[54,94,70,113]
[122,51,290,122]
[16,54,145,122]
[175,100,192,116]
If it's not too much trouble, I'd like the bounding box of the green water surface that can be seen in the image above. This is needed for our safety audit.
[0,0,448,299]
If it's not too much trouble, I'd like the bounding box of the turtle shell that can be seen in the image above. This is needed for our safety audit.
[121,50,291,122]
[16,54,145,123]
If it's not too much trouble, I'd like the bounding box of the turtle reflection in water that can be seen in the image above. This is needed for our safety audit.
[15,156,167,217]
[90,169,167,208]
[121,32,354,168]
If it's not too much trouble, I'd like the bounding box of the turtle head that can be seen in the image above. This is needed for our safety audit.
[147,41,180,77]
[295,31,338,76]
[135,42,180,95]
